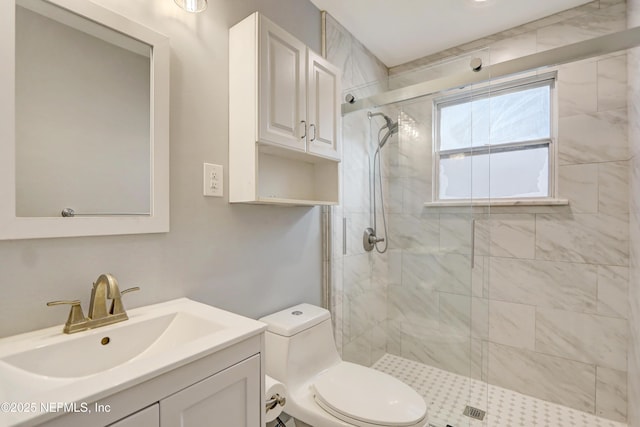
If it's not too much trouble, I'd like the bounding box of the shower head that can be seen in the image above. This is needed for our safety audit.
[378,121,398,149]
[368,111,398,149]
[368,111,395,130]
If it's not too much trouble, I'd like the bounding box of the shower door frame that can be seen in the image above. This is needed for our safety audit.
[342,26,640,115]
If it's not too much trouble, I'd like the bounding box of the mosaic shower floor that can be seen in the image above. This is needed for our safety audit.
[372,353,627,427]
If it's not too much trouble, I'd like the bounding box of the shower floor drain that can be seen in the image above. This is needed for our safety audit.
[463,405,486,421]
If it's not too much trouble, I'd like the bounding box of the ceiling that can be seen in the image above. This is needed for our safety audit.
[309,0,594,67]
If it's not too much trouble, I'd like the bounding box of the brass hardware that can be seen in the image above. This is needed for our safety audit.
[47,274,140,334]
[46,300,87,334]
[101,337,110,345]
[88,273,120,320]
[111,286,140,315]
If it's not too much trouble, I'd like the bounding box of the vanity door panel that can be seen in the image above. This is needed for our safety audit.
[160,355,260,427]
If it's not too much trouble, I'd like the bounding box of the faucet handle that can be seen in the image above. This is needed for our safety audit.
[47,300,87,333]
[110,286,140,315]
[47,299,81,306]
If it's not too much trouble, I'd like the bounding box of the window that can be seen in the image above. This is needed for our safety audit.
[434,73,556,202]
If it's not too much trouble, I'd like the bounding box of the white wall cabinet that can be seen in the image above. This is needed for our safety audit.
[257,16,307,152]
[230,12,341,206]
[306,49,340,160]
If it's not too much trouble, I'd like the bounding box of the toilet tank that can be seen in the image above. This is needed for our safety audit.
[259,304,341,388]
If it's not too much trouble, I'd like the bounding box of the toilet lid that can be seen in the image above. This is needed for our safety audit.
[312,362,427,427]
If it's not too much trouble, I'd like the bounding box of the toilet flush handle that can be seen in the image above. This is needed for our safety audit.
[265,394,286,411]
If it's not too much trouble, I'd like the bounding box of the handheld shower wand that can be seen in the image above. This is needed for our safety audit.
[364,111,398,253]
[367,111,394,133]
[367,111,398,149]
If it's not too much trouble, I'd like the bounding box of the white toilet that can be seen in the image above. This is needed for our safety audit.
[260,304,428,427]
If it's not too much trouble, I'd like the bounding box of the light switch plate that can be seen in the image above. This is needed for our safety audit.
[203,163,223,197]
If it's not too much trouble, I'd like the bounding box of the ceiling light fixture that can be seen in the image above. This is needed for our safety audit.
[174,0,207,13]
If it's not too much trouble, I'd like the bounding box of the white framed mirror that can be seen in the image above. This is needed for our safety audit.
[0,0,169,240]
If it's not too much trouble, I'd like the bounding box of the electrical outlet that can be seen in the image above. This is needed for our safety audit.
[203,163,223,197]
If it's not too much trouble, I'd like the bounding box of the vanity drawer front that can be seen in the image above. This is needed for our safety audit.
[160,354,261,427]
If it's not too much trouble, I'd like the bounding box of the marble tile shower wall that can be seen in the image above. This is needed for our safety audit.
[327,0,632,423]
[324,13,390,365]
[627,1,640,426]
[383,0,630,423]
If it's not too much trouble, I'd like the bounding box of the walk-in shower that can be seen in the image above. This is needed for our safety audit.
[363,111,398,253]
[330,4,640,425]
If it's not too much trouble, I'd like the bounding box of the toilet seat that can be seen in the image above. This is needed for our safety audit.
[312,362,427,427]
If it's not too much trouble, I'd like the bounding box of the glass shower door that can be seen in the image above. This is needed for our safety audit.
[337,52,490,426]
[387,94,482,427]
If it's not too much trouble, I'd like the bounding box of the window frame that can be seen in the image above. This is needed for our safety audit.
[432,72,558,204]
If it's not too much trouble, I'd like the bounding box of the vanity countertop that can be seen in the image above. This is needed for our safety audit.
[0,298,266,427]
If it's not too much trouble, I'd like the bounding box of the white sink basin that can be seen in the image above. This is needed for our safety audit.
[2,312,225,378]
[0,298,266,426]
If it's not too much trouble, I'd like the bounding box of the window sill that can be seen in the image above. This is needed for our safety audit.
[424,198,569,207]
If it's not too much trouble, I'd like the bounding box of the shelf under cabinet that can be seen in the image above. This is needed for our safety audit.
[229,143,339,206]
[254,197,337,206]
[257,147,338,204]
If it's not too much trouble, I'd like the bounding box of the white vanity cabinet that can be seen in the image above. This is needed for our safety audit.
[108,405,159,427]
[229,12,341,206]
[40,335,264,427]
[160,355,261,426]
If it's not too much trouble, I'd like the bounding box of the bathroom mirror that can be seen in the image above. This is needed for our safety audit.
[0,0,169,239]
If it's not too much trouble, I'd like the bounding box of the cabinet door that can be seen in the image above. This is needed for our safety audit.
[258,16,307,152]
[307,50,341,161]
[160,355,261,427]
[108,404,159,427]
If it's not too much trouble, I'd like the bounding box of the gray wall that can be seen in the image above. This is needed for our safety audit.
[0,0,323,338]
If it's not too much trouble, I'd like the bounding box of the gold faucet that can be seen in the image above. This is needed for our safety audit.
[47,273,140,334]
